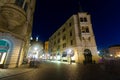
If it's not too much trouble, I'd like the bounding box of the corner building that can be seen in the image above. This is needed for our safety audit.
[49,12,100,63]
[0,0,36,68]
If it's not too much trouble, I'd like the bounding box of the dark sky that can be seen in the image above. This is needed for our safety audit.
[32,0,120,50]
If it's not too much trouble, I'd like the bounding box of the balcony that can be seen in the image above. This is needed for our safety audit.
[1,4,26,29]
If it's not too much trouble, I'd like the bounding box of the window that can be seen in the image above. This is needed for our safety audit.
[57,38,60,43]
[82,37,85,40]
[15,0,24,7]
[54,41,56,45]
[82,27,85,33]
[69,23,71,26]
[24,3,28,12]
[58,32,60,36]
[54,35,56,39]
[80,18,84,22]
[80,17,88,22]
[81,26,89,33]
[84,17,87,22]
[86,27,89,33]
[71,40,73,45]
[70,31,72,36]
[62,35,66,40]
[57,45,60,50]
[88,37,91,41]
[62,28,65,32]
[63,43,66,48]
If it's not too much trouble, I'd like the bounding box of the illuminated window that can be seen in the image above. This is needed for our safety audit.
[0,40,9,64]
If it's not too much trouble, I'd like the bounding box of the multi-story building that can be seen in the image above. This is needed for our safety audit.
[44,41,49,53]
[0,0,36,68]
[109,45,120,58]
[27,38,43,62]
[44,41,49,59]
[49,12,100,63]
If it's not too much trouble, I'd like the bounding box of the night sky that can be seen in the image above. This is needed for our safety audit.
[32,0,120,50]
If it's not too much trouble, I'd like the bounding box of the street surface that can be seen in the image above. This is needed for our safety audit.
[1,61,120,80]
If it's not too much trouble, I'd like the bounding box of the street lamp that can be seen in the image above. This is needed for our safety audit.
[97,51,100,54]
[110,54,113,57]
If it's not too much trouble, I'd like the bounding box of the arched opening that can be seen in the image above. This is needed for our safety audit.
[84,49,92,64]
[0,40,9,67]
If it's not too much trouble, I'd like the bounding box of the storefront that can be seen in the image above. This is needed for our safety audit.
[0,40,9,67]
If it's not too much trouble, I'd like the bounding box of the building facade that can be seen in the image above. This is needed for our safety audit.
[44,41,49,59]
[0,0,36,68]
[49,12,100,63]
[109,45,120,58]
[27,38,43,62]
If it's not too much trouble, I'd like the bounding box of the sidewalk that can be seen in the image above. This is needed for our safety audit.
[0,64,33,79]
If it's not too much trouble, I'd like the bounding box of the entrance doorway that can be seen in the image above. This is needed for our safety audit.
[84,49,92,64]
